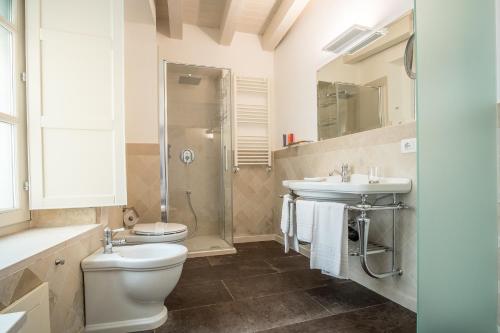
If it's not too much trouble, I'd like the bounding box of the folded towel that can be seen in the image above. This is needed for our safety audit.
[280,195,291,233]
[296,200,315,243]
[280,195,298,253]
[310,201,349,279]
[290,203,299,252]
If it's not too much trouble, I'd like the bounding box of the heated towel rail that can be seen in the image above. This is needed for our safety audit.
[233,76,271,171]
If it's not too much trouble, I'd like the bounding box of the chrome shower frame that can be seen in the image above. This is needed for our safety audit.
[159,60,168,222]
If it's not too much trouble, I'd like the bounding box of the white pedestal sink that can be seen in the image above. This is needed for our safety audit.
[283,174,412,199]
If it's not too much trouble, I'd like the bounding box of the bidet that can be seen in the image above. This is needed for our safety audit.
[82,243,187,332]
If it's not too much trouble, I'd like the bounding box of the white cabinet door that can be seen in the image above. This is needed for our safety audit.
[26,0,126,209]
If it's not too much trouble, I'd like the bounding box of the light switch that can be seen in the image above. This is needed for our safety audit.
[401,138,417,153]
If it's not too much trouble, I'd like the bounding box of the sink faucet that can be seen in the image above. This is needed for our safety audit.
[103,227,126,254]
[329,163,351,182]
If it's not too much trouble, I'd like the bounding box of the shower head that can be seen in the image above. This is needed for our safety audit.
[178,74,201,85]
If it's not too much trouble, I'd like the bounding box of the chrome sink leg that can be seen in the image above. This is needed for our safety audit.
[356,205,403,279]
[392,193,397,273]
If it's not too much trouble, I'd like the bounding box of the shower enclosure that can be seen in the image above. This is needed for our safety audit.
[159,61,234,254]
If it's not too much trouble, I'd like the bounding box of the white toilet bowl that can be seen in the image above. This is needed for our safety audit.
[117,222,188,245]
[81,243,187,333]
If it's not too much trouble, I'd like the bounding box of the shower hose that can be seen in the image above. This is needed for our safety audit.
[186,191,198,233]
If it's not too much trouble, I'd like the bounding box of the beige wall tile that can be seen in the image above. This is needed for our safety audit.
[30,208,97,228]
[126,144,161,223]
[232,167,274,236]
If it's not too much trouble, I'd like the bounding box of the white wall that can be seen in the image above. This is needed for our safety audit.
[124,0,158,144]
[157,24,273,78]
[273,0,413,149]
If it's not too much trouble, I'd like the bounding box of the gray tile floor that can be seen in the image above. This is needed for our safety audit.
[154,241,416,333]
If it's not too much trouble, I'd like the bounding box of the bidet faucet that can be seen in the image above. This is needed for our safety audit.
[329,163,351,182]
[103,227,126,254]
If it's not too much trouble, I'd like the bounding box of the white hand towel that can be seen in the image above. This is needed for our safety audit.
[280,195,299,253]
[310,201,349,279]
[280,194,292,252]
[280,195,291,233]
[290,203,299,252]
[296,200,315,243]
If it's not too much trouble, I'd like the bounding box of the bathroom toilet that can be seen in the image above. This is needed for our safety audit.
[118,222,188,245]
[82,243,187,332]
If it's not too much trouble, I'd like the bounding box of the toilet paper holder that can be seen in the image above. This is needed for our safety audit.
[123,207,140,227]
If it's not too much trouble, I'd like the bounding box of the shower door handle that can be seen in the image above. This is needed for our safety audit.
[224,145,228,172]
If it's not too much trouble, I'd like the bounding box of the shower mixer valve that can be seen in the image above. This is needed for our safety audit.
[180,149,195,165]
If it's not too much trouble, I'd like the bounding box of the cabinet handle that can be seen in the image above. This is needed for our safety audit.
[55,258,65,266]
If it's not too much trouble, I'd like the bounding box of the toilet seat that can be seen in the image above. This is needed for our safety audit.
[119,222,188,245]
[133,222,187,236]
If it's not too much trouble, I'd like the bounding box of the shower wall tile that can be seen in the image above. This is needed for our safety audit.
[233,167,274,236]
[272,122,417,311]
[126,143,162,223]
[166,74,223,237]
[167,127,222,236]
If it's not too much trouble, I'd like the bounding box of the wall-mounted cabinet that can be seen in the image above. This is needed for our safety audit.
[25,0,126,209]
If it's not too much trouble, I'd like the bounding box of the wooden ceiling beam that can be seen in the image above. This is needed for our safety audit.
[220,0,244,45]
[261,0,310,51]
[167,0,183,39]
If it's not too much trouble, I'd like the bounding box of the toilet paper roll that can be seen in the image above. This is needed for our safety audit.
[123,208,139,227]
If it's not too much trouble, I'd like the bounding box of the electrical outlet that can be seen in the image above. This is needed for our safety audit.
[401,138,416,153]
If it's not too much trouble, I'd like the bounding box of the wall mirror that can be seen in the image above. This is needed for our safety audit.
[317,11,415,140]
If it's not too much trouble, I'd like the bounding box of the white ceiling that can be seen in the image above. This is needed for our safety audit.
[155,0,310,50]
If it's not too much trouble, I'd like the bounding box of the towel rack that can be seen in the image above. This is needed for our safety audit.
[233,76,271,170]
[287,192,407,279]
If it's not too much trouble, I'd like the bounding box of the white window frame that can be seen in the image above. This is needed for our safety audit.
[0,0,30,227]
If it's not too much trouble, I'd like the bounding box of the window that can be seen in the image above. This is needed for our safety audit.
[0,0,29,226]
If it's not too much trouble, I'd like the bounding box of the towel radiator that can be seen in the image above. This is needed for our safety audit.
[233,76,272,171]
[289,192,407,279]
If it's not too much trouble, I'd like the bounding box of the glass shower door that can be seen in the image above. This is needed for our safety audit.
[220,69,233,246]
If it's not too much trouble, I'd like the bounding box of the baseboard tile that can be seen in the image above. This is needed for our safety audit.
[188,247,237,258]
[233,234,277,243]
